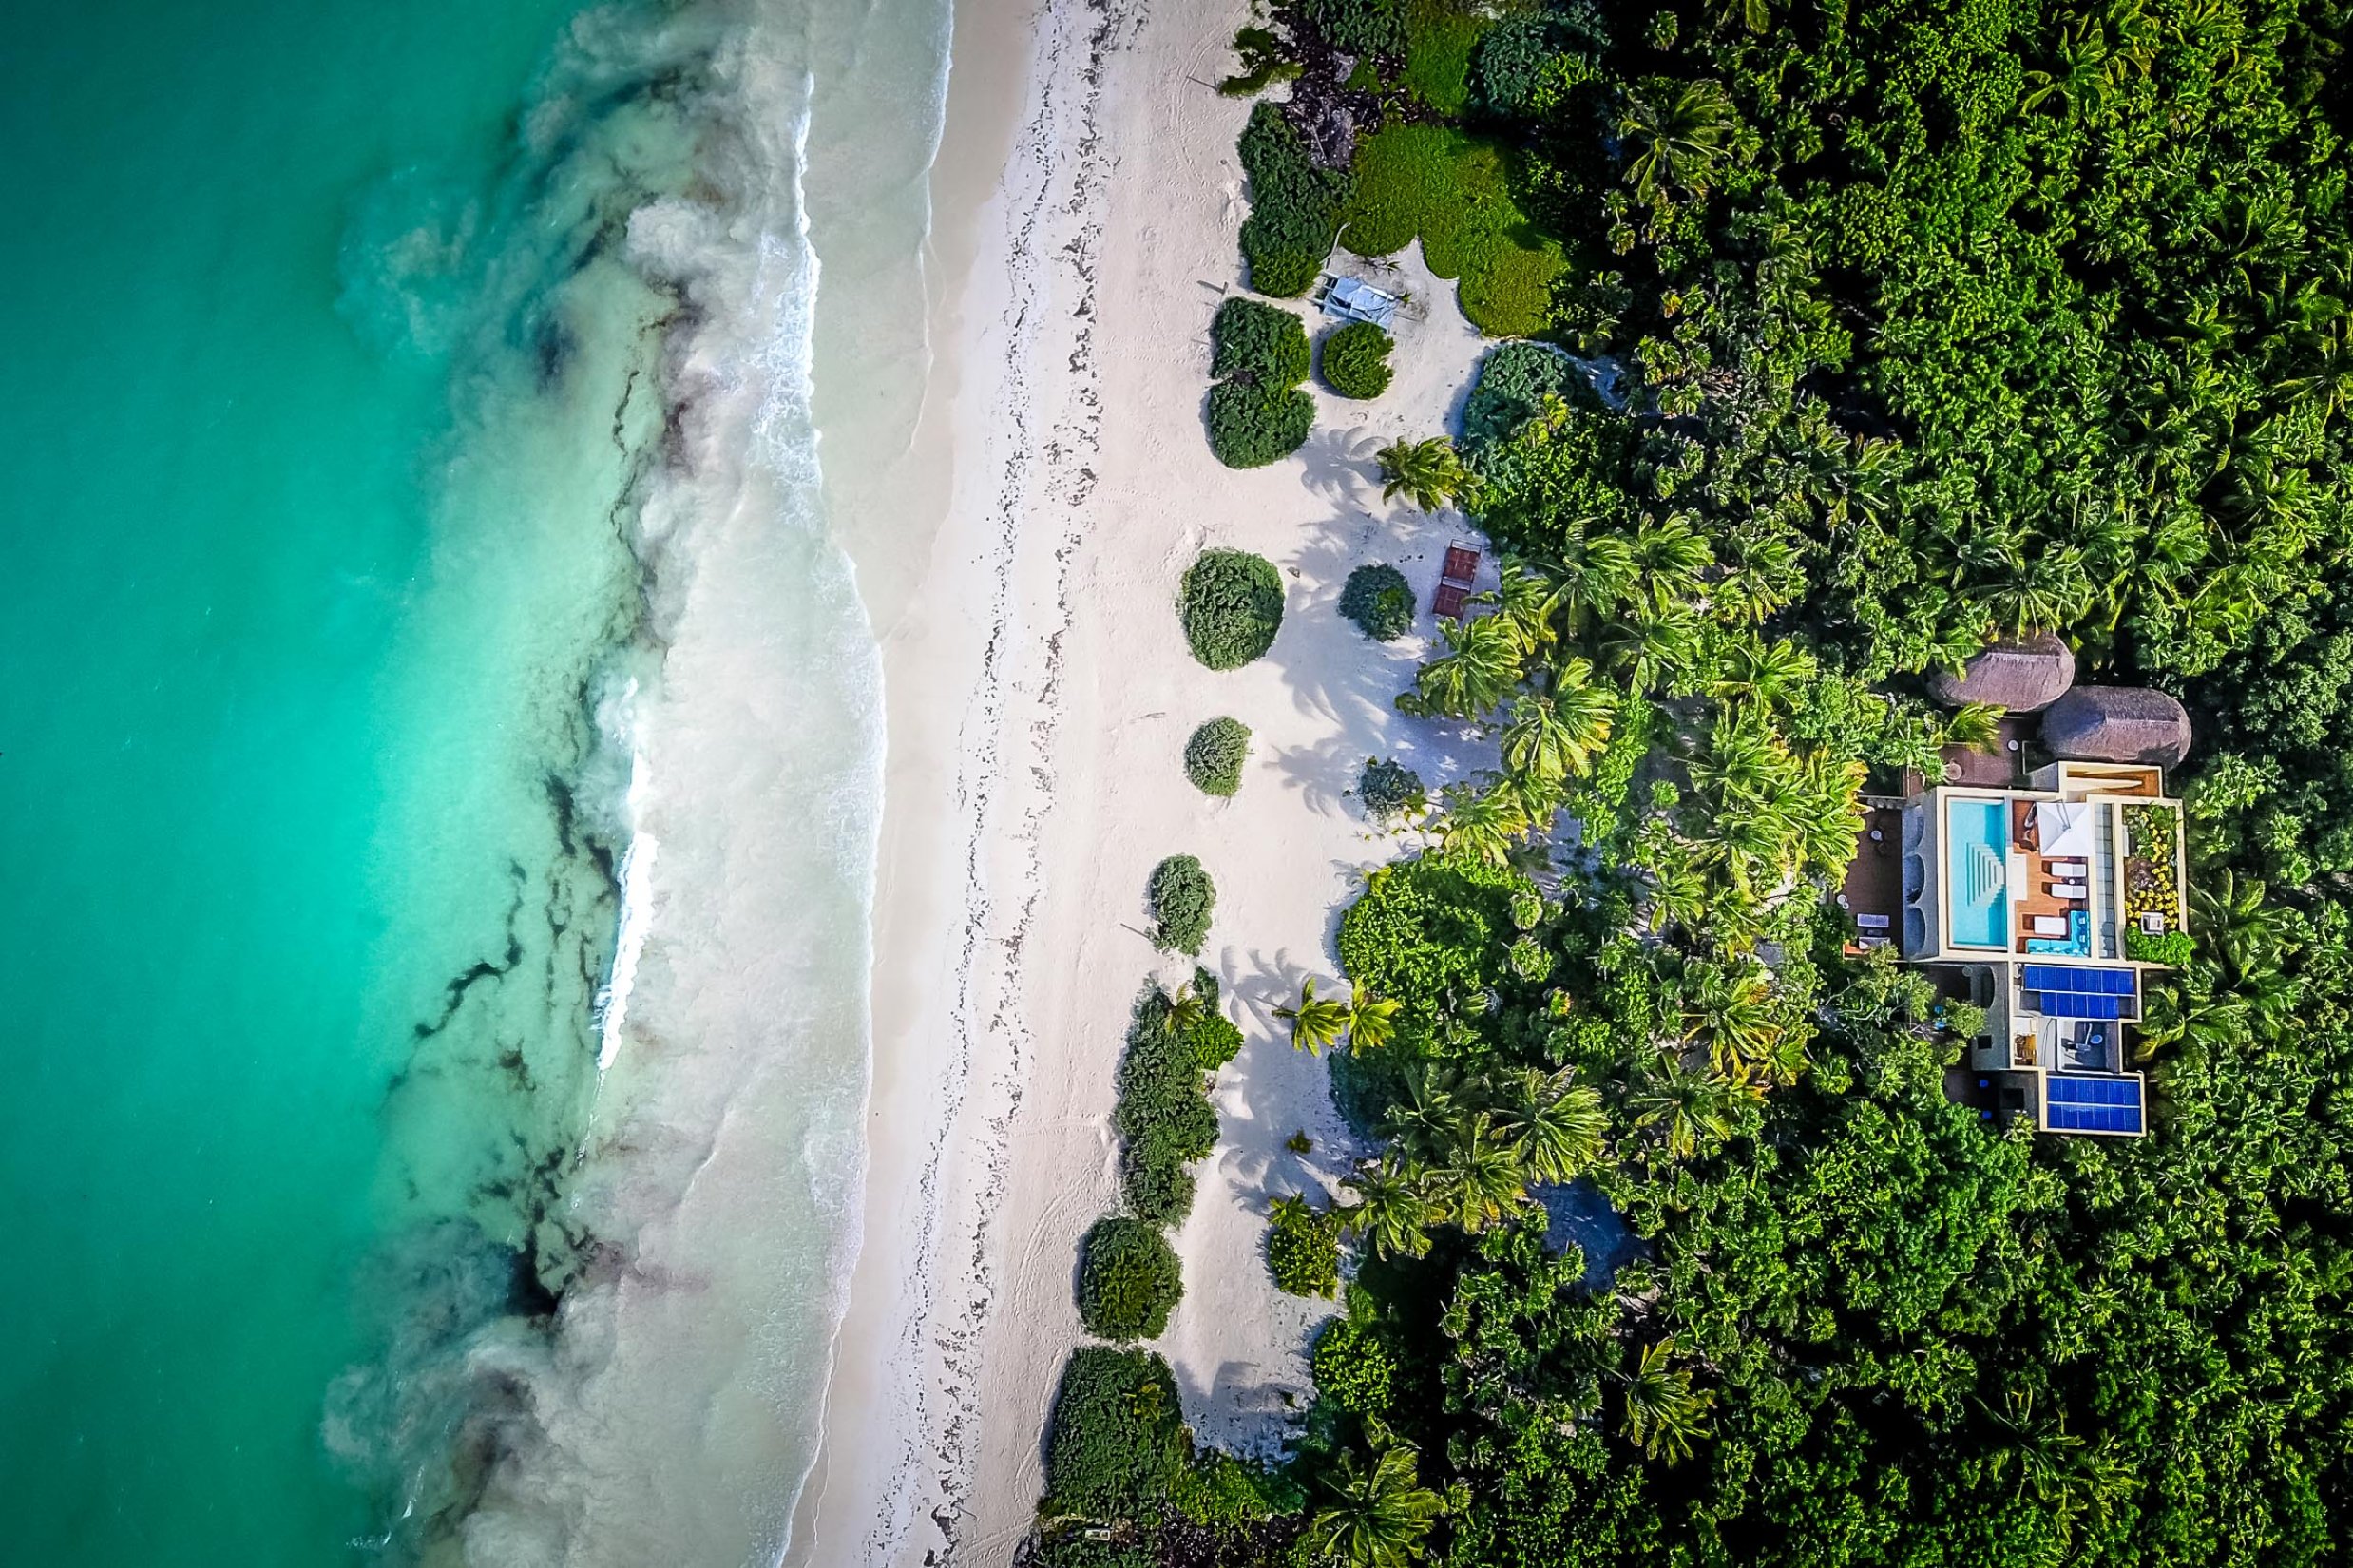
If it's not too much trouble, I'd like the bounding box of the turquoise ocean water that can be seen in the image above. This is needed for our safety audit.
[0,0,950,1562]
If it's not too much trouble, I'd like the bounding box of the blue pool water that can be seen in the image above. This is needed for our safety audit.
[1945,799,2012,948]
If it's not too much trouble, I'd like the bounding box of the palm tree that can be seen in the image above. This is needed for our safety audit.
[1349,992,1403,1052]
[1974,544,2095,640]
[1305,1438,1444,1568]
[1437,780,1528,867]
[1616,79,1739,205]
[1630,1063,1734,1160]
[1489,1066,1608,1184]
[1942,700,2006,752]
[1339,1157,1435,1259]
[1627,516,1714,619]
[1710,636,1816,714]
[1376,437,1467,512]
[1597,611,1700,697]
[1681,965,1781,1080]
[1500,668,1616,783]
[1277,977,1352,1055]
[1413,612,1523,718]
[1165,982,1207,1035]
[1425,1111,1526,1232]
[1620,1338,1714,1463]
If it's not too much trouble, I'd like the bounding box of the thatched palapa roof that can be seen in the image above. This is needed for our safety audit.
[2040,686,2193,768]
[1929,633,2076,714]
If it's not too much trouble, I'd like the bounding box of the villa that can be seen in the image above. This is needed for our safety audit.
[1847,760,2191,1137]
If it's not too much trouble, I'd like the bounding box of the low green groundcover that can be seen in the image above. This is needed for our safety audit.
[1321,321,1395,398]
[1078,1215,1184,1341]
[1206,378,1313,468]
[1339,563,1415,640]
[1336,123,1563,338]
[1184,716,1252,795]
[1148,853,1216,953]
[1179,548,1284,669]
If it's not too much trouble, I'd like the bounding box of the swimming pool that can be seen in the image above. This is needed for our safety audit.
[1945,798,2011,948]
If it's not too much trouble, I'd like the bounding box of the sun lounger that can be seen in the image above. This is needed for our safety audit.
[2047,881,2088,900]
[1432,582,1471,621]
[2031,915,2071,937]
[2046,860,2089,877]
[1856,912,1891,930]
[1441,544,1481,586]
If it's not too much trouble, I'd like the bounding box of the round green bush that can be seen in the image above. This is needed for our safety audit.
[1321,321,1395,398]
[1186,1013,1244,1071]
[1179,548,1285,669]
[1211,296,1310,387]
[1148,853,1216,953]
[1078,1215,1184,1341]
[1267,1195,1341,1297]
[1206,378,1313,468]
[1184,717,1253,795]
[1042,1347,1193,1519]
[1339,563,1415,641]
[1357,756,1427,821]
[1122,1143,1199,1227]
[1311,1318,1398,1416]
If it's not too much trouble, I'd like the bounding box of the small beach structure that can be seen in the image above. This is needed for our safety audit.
[1432,542,1481,620]
[1318,275,1399,330]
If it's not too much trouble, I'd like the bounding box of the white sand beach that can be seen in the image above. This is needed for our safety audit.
[794,0,1499,1560]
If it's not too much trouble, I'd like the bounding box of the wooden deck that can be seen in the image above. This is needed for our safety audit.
[1839,805,1903,952]
[2009,800,2088,952]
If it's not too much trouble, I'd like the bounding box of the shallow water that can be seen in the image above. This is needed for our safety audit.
[0,0,950,1561]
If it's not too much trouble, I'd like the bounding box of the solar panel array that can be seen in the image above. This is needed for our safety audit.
[2043,1073,2145,1135]
[2024,964,2137,1020]
[2021,964,2136,995]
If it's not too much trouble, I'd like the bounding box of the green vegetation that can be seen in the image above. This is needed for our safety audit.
[1040,1347,1193,1520]
[1266,1193,1342,1297]
[1356,757,1426,823]
[1211,296,1310,387]
[1146,853,1215,955]
[1339,564,1414,641]
[1401,0,1489,114]
[1039,0,2353,1558]
[1115,983,1224,1228]
[1205,297,1313,468]
[1320,321,1394,399]
[1076,1216,1183,1342]
[1183,717,1252,796]
[1216,25,1299,96]
[1205,378,1314,469]
[1375,437,1465,511]
[1178,548,1285,670]
[1235,101,1347,298]
[1459,340,1580,452]
[1337,125,1564,338]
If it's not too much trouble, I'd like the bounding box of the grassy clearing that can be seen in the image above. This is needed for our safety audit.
[1336,124,1563,338]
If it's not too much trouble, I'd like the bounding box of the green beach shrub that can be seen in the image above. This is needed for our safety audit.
[1320,321,1395,398]
[1041,1347,1194,1519]
[1311,1318,1398,1415]
[1178,549,1285,668]
[1210,296,1310,386]
[1267,1195,1342,1297]
[1293,0,1406,55]
[1187,1012,1244,1072]
[2126,928,2197,967]
[1217,25,1300,95]
[1031,1535,1156,1568]
[1115,987,1223,1225]
[1357,756,1427,821]
[1339,563,1415,641]
[1402,1,1489,114]
[1335,124,1564,338]
[1078,1216,1184,1341]
[1184,717,1252,796]
[1205,378,1314,468]
[1236,102,1349,297]
[1462,340,1581,450]
[1148,854,1216,953]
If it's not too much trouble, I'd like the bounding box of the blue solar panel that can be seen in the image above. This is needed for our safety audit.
[2022,965,2136,996]
[2044,1074,2146,1135]
[2037,993,2122,1020]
